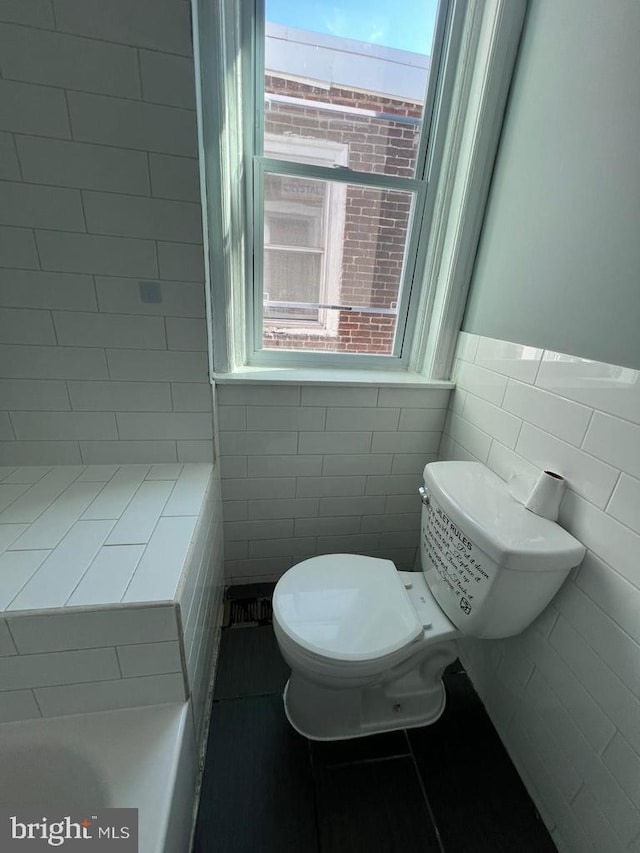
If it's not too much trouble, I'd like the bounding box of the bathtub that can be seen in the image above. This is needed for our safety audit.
[0,702,197,853]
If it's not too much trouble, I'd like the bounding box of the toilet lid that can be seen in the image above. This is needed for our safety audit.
[273,554,423,662]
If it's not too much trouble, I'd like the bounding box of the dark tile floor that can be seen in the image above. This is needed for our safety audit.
[194,619,556,853]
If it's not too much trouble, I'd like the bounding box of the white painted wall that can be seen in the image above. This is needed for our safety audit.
[463,0,640,371]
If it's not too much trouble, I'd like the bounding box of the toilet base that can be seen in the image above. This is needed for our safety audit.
[282,667,450,741]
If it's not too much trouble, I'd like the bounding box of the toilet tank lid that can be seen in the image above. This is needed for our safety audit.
[423,462,585,572]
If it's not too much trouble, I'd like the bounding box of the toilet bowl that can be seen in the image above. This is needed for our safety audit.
[273,461,586,741]
[273,554,459,740]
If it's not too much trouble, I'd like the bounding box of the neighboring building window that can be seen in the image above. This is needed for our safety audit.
[262,135,347,342]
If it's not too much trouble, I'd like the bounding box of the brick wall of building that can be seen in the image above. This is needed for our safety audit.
[262,76,422,355]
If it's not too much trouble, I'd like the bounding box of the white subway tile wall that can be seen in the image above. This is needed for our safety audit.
[0,462,225,723]
[217,385,450,582]
[0,3,212,465]
[177,473,225,743]
[441,332,640,853]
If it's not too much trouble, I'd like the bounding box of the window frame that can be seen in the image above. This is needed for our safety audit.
[193,0,528,381]
[245,0,461,370]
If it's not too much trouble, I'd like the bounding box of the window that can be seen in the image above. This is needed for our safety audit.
[250,1,450,366]
[195,0,527,377]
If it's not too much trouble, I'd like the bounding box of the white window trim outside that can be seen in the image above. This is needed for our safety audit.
[191,0,528,385]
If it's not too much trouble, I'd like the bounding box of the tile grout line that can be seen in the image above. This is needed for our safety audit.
[603,470,622,514]
[11,128,199,161]
[114,645,124,678]
[1,177,203,206]
[6,411,17,441]
[5,174,204,205]
[28,219,202,247]
[135,47,145,101]
[10,132,24,181]
[0,258,204,288]
[306,739,324,853]
[597,726,618,760]
[403,729,447,853]
[1,71,198,114]
[30,687,45,718]
[315,752,413,771]
[0,18,194,60]
[578,407,596,449]
[30,227,44,272]
[4,618,21,655]
[4,171,198,208]
[61,88,75,146]
[532,351,544,386]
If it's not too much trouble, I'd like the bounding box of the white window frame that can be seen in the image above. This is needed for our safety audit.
[192,0,528,381]
[248,0,453,370]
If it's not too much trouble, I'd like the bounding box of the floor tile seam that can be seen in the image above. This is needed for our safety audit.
[404,728,447,853]
[315,752,412,770]
[307,739,324,853]
[211,688,287,702]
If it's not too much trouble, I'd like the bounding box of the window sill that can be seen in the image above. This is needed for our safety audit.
[213,366,455,388]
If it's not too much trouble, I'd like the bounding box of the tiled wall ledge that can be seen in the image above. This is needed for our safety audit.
[441,332,640,853]
[217,383,452,583]
[0,463,224,725]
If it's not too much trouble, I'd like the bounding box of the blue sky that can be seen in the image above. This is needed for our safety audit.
[266,0,440,55]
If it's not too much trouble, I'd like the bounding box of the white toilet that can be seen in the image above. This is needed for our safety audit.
[273,461,585,740]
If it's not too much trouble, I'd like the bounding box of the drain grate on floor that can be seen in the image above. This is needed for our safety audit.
[223,596,273,627]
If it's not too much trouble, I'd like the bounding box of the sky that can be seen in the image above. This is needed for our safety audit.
[266,0,440,56]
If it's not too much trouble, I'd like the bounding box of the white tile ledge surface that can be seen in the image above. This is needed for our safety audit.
[0,463,213,613]
[214,368,455,388]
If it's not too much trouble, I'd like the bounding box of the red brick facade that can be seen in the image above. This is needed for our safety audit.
[262,75,422,355]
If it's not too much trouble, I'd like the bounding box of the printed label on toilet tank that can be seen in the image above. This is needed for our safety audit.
[422,498,493,616]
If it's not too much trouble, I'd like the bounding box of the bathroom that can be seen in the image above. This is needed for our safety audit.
[0,0,638,850]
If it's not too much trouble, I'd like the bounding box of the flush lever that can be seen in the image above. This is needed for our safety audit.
[418,486,430,506]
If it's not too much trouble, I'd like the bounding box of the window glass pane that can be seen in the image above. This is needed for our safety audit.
[264,250,322,321]
[264,173,325,247]
[267,214,320,248]
[261,172,415,354]
[264,1,439,177]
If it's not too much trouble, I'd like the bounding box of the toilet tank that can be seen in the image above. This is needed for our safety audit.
[420,461,585,639]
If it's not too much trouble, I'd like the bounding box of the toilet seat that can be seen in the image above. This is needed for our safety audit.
[273,554,423,666]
